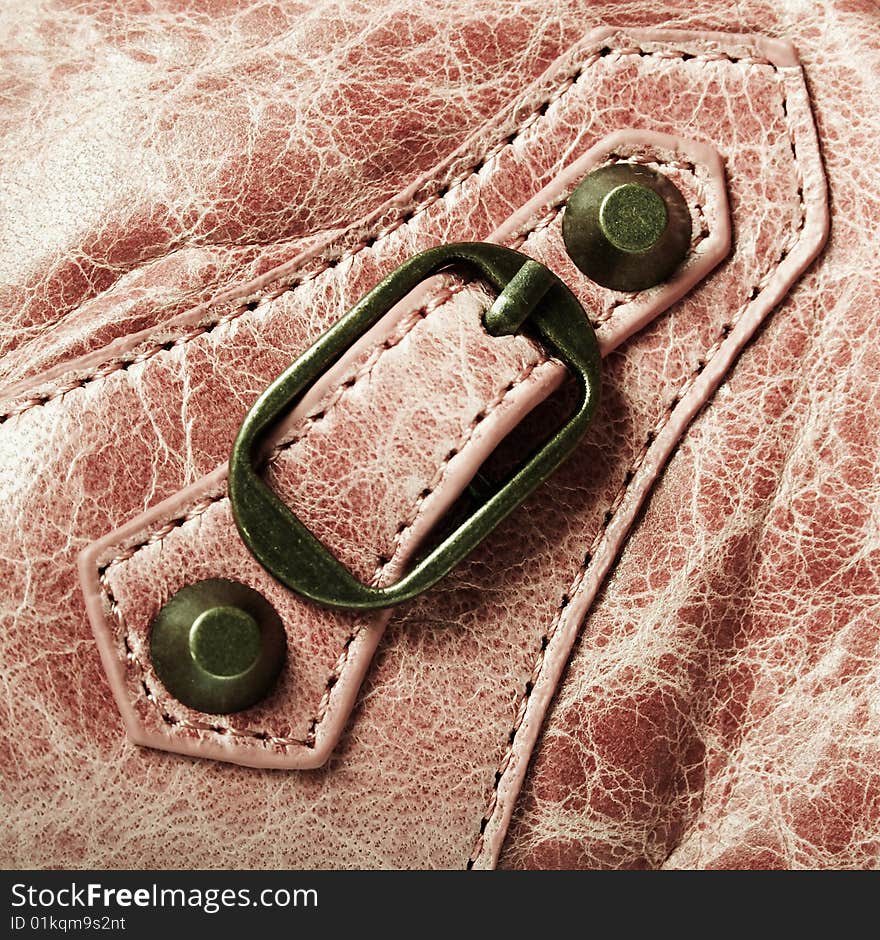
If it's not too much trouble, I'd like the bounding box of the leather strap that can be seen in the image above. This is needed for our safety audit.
[80,130,731,768]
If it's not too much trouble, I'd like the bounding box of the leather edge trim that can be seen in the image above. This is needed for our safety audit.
[471,44,830,869]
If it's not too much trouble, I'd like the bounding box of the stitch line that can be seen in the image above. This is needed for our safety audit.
[466,65,809,868]
[0,42,762,425]
[305,357,552,745]
[371,357,549,580]
[98,151,705,749]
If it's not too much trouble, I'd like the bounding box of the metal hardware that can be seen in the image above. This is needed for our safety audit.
[562,163,692,292]
[150,579,287,713]
[229,242,601,611]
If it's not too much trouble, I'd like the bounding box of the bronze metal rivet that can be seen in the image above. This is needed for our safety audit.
[150,579,286,714]
[562,163,692,292]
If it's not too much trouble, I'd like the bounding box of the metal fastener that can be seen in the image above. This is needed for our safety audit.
[228,243,601,610]
[150,579,287,714]
[562,163,692,292]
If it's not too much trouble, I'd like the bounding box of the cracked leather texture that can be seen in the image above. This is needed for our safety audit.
[0,1,876,870]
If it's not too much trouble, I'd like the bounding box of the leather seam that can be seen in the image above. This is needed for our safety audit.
[467,62,808,868]
[0,43,764,425]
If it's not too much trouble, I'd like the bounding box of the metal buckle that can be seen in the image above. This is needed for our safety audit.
[228,242,601,610]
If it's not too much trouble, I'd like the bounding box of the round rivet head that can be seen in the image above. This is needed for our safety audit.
[562,163,692,292]
[150,579,286,714]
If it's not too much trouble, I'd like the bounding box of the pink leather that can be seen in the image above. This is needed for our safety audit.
[0,2,874,870]
[80,129,731,770]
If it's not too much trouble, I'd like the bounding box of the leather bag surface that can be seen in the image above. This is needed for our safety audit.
[1,0,877,870]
